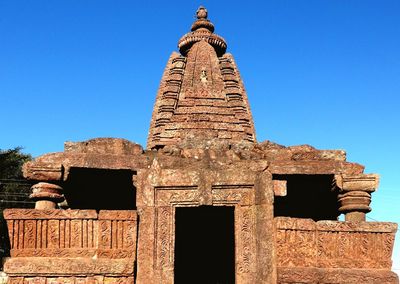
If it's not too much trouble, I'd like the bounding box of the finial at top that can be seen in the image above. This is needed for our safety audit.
[178,6,227,56]
[196,6,208,19]
[191,6,214,33]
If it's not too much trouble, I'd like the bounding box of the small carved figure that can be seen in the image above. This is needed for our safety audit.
[200,69,208,82]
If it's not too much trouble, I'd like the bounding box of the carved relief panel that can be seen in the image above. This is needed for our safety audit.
[4,209,137,259]
[275,217,397,269]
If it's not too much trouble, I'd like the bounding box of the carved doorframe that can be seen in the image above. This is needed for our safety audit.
[136,164,275,284]
[153,184,257,283]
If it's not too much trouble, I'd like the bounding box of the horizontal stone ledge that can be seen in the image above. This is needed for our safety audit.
[6,276,136,283]
[10,249,97,258]
[4,257,135,276]
[24,153,149,181]
[24,165,63,181]
[269,160,364,175]
[4,209,138,221]
[335,173,379,191]
[3,209,98,220]
[275,217,398,233]
[98,210,137,220]
[316,220,397,233]
[10,249,136,259]
[277,266,399,284]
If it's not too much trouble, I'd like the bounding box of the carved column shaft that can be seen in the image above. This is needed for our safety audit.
[335,174,379,222]
[30,182,64,209]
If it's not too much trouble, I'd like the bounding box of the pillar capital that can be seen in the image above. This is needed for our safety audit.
[335,174,379,222]
[29,182,64,209]
[335,174,379,192]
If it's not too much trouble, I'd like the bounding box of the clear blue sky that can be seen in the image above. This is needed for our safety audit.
[1,0,399,272]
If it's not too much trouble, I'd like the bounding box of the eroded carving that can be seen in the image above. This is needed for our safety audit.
[4,209,137,260]
[156,207,173,269]
[276,217,397,270]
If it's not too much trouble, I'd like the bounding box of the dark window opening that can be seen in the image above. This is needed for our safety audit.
[274,174,339,221]
[64,168,136,210]
[174,206,235,284]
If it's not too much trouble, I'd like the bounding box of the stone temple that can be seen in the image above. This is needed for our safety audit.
[2,6,398,284]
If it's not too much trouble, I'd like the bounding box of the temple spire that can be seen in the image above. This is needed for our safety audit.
[147,7,256,149]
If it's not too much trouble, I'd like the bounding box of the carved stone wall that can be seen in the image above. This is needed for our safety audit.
[275,217,398,283]
[3,209,137,283]
[5,210,98,258]
[275,217,396,269]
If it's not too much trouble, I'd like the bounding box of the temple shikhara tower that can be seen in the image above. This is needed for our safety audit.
[2,7,398,284]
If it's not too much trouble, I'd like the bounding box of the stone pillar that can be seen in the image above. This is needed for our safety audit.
[335,174,379,222]
[29,182,64,209]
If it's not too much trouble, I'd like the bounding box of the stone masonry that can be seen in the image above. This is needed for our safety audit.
[2,6,398,284]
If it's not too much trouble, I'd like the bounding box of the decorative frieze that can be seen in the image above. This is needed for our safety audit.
[155,206,173,269]
[275,217,397,269]
[3,209,137,259]
[4,258,134,276]
[7,276,135,284]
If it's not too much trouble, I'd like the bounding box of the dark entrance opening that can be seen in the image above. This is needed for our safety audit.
[174,206,235,284]
[64,168,136,210]
[273,174,339,221]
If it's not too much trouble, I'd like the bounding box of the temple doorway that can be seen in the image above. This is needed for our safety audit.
[174,206,235,284]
